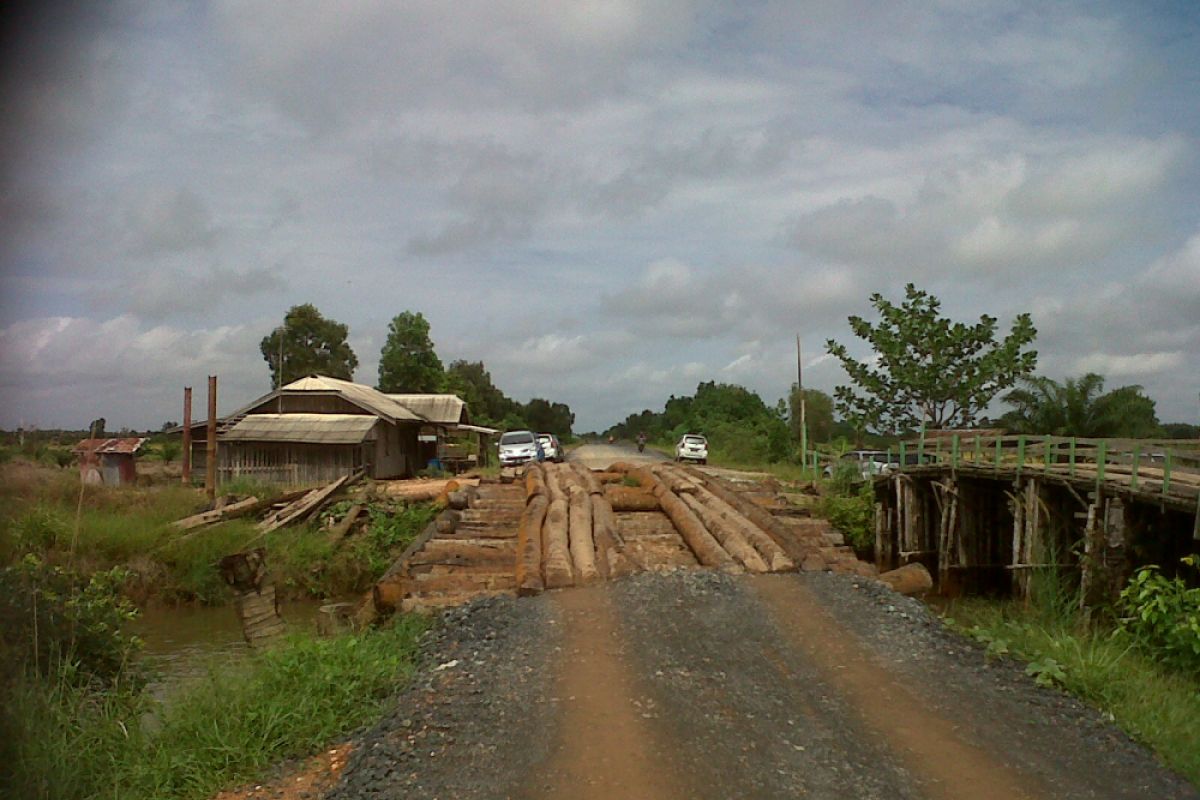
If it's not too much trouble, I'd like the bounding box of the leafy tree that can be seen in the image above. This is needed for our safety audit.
[378,311,444,393]
[826,284,1037,433]
[444,360,518,426]
[1162,422,1200,439]
[260,304,358,387]
[998,374,1161,438]
[523,398,575,438]
[87,418,106,438]
[788,386,835,443]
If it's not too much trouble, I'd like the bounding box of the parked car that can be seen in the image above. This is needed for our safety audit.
[823,450,895,480]
[675,434,708,464]
[498,430,544,466]
[537,433,565,463]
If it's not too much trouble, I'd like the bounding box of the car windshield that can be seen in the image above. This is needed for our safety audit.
[537,435,552,445]
[500,432,534,445]
[684,436,706,445]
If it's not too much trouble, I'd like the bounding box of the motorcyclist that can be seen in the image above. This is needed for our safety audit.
[637,431,647,453]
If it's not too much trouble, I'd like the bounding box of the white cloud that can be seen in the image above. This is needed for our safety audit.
[1073,351,1186,378]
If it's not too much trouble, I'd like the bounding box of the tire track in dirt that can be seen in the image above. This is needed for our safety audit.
[524,586,689,800]
[753,574,1042,800]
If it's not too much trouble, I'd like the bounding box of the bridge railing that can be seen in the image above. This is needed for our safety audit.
[886,434,1200,501]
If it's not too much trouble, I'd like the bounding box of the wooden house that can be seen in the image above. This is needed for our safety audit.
[179,376,492,486]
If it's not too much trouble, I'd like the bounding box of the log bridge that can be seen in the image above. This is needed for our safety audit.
[372,461,877,614]
[873,434,1200,605]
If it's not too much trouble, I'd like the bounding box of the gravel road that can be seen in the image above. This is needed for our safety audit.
[325,572,1197,799]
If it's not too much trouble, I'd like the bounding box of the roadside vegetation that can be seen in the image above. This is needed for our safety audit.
[945,562,1200,784]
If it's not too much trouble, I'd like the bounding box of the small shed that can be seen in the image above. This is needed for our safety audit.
[73,438,146,486]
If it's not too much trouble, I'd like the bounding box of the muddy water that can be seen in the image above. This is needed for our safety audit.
[132,600,327,700]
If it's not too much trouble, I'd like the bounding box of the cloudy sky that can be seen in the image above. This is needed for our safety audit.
[2,1,1198,433]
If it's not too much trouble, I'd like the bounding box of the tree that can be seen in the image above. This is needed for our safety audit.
[378,311,444,393]
[88,418,106,437]
[1162,423,1200,439]
[444,360,516,426]
[260,304,358,387]
[826,284,1037,433]
[523,398,575,438]
[998,374,1161,438]
[787,386,835,444]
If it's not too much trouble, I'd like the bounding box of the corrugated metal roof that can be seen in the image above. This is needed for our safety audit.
[222,414,379,444]
[281,376,423,422]
[385,394,467,425]
[73,437,147,455]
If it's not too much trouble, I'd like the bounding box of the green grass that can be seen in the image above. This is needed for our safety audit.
[945,597,1200,785]
[1,463,437,605]
[2,615,430,800]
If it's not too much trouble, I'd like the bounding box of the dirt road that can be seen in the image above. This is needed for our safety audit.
[567,441,666,469]
[327,570,1195,799]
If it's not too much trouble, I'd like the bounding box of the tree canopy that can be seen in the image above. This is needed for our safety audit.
[787,386,835,444]
[260,304,358,387]
[378,311,444,393]
[826,284,1037,433]
[998,374,1161,438]
[523,398,575,438]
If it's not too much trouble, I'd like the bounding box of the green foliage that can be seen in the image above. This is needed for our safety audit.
[260,303,359,387]
[523,398,575,438]
[947,597,1200,784]
[827,284,1038,433]
[2,617,428,800]
[788,386,835,443]
[1118,560,1200,673]
[999,373,1161,437]
[0,556,143,688]
[818,480,874,552]
[444,359,517,427]
[607,381,792,465]
[377,310,445,393]
[156,440,182,462]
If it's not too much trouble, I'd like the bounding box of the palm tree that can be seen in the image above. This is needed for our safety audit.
[999,374,1160,438]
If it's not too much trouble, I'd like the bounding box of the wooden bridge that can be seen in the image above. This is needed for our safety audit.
[873,434,1200,605]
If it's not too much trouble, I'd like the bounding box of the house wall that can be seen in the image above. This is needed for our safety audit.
[246,395,367,415]
[218,442,367,487]
[373,423,418,478]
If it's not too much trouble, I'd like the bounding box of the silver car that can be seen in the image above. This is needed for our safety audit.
[498,430,544,466]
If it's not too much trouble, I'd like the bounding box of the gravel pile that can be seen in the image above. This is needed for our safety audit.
[325,594,563,800]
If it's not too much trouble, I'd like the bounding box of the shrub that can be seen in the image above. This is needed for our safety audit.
[1118,558,1200,673]
[819,481,875,552]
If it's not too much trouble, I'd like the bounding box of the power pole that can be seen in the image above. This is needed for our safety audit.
[797,334,807,466]
[206,376,217,504]
[182,386,192,485]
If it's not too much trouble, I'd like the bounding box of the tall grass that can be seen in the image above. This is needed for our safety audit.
[945,570,1200,785]
[3,616,429,800]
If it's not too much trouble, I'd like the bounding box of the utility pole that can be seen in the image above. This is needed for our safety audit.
[797,334,807,467]
[182,386,192,485]
[206,375,217,504]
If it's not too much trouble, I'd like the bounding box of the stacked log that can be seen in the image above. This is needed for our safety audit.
[542,465,574,589]
[516,463,548,596]
[634,468,740,573]
[567,486,600,583]
[604,486,660,511]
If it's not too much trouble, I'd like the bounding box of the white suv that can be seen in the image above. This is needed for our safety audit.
[675,434,708,464]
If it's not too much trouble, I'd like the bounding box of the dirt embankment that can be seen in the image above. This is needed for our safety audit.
[322,571,1197,800]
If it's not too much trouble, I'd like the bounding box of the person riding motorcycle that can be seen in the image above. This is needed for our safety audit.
[637,432,647,453]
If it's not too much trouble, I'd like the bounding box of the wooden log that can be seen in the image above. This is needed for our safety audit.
[677,476,794,571]
[516,494,548,595]
[571,462,604,496]
[447,486,477,510]
[591,494,635,578]
[524,464,546,501]
[877,562,933,596]
[328,503,364,544]
[542,496,574,588]
[371,518,440,615]
[545,463,568,504]
[257,473,357,533]
[568,486,599,583]
[682,468,818,564]
[435,509,460,535]
[604,486,661,512]
[680,493,769,572]
[595,471,626,484]
[171,495,261,530]
[638,471,739,572]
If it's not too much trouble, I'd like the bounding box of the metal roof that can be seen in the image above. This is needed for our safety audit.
[385,394,467,425]
[222,414,379,444]
[73,437,147,455]
[279,376,424,422]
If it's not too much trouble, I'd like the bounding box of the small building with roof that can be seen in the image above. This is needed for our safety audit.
[73,437,147,486]
[180,375,495,486]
